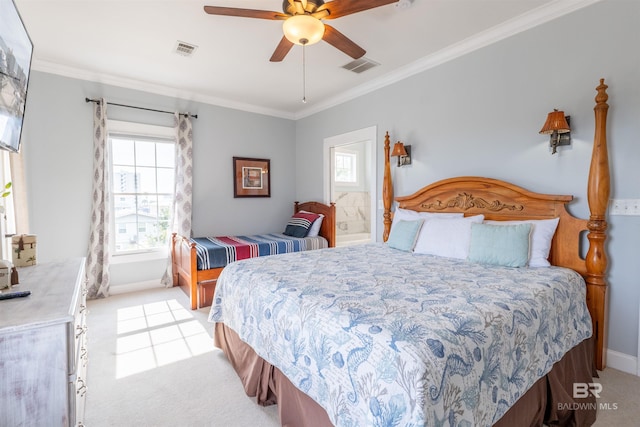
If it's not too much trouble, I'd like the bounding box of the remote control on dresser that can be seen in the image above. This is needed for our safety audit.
[0,290,31,300]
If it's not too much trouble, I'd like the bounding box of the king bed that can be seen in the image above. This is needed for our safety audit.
[208,80,611,426]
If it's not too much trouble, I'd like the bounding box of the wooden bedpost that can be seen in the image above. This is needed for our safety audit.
[382,132,393,242]
[586,79,610,370]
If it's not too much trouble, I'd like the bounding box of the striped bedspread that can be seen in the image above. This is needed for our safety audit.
[191,233,328,270]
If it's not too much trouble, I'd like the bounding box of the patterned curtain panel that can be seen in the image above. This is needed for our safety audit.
[85,99,111,299]
[160,113,193,287]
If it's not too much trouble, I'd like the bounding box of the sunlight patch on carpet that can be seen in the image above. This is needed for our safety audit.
[115,299,213,378]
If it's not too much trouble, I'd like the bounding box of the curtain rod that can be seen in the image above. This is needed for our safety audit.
[85,98,198,119]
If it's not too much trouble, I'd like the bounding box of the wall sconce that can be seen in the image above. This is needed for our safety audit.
[539,109,571,154]
[391,142,412,166]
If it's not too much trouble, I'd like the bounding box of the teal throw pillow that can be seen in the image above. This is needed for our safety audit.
[387,219,424,252]
[468,223,532,267]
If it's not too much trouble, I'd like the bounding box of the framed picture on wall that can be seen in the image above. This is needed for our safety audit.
[233,157,270,198]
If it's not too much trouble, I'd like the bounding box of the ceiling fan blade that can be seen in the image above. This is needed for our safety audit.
[322,0,399,19]
[270,36,295,62]
[323,24,366,59]
[203,6,288,20]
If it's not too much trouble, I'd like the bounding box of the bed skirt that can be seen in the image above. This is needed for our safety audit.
[214,322,597,427]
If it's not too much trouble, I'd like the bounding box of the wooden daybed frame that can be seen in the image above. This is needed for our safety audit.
[172,201,336,310]
[212,79,611,426]
[382,79,610,371]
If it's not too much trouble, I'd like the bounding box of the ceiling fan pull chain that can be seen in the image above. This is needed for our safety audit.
[302,41,307,103]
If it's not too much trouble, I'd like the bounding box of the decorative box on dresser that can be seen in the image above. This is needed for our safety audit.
[0,258,87,427]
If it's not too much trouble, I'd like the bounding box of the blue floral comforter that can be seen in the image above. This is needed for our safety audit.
[208,243,592,427]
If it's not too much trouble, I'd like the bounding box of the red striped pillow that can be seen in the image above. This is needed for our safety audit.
[283,212,321,238]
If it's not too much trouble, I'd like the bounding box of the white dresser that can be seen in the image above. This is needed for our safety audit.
[0,258,87,427]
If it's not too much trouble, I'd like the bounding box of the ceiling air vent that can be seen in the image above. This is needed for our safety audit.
[342,57,380,74]
[174,41,198,57]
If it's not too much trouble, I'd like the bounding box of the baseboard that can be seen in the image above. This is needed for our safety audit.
[110,280,163,295]
[605,348,638,376]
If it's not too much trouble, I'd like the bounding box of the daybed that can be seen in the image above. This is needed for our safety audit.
[171,201,336,309]
[208,79,610,426]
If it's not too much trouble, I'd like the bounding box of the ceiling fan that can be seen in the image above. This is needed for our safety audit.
[204,0,400,62]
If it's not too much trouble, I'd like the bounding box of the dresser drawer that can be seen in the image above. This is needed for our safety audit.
[72,307,88,367]
[68,346,88,427]
[68,278,88,374]
[67,263,88,426]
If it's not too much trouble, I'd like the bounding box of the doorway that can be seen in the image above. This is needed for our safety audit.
[323,127,377,247]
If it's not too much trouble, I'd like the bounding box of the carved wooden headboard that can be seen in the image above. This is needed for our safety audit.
[392,177,588,277]
[381,79,611,370]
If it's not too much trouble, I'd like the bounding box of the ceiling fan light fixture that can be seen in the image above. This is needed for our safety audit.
[282,15,325,45]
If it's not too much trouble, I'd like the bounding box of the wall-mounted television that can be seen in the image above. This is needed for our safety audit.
[0,0,33,153]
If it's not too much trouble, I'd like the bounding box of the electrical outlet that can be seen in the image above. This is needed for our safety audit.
[609,199,640,216]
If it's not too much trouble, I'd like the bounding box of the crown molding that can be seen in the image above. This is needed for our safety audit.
[31,59,296,120]
[31,0,599,121]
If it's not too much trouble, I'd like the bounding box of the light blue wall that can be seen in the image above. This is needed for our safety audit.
[295,0,640,358]
[21,72,295,287]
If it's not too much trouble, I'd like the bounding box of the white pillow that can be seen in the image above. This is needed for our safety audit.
[484,218,560,267]
[391,208,463,233]
[300,210,324,237]
[414,215,485,259]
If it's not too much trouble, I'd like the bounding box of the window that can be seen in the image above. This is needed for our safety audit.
[335,151,357,184]
[109,121,175,255]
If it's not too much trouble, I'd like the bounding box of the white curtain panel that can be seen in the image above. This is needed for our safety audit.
[160,113,193,287]
[9,151,30,235]
[85,99,111,299]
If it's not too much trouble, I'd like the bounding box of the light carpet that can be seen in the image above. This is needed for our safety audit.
[84,286,640,426]
[84,286,279,427]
